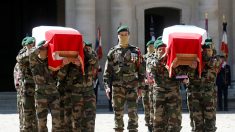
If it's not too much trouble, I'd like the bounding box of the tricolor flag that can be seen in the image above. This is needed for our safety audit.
[150,16,156,41]
[95,27,103,60]
[220,19,229,59]
[205,13,209,37]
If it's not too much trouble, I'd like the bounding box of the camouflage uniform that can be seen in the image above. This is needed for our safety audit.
[13,62,24,131]
[16,47,37,132]
[58,49,98,132]
[103,45,145,132]
[57,68,72,132]
[187,54,220,132]
[142,53,154,129]
[29,48,61,132]
[186,83,195,131]
[148,53,182,132]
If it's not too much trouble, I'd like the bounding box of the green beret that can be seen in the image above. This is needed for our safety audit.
[202,38,213,49]
[21,37,29,46]
[117,25,129,33]
[37,40,46,49]
[154,36,166,49]
[25,37,35,46]
[84,41,92,47]
[146,40,154,47]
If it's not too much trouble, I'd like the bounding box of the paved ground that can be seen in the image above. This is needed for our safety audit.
[0,109,235,132]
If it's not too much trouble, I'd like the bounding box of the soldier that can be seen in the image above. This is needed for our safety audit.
[58,41,98,132]
[216,55,231,111]
[29,40,61,131]
[16,37,37,132]
[57,59,73,131]
[13,62,23,131]
[14,37,29,131]
[142,40,155,132]
[149,36,182,132]
[187,38,220,132]
[103,25,145,132]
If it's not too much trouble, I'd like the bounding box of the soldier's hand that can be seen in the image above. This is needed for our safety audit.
[105,88,111,100]
[73,59,81,66]
[62,57,70,66]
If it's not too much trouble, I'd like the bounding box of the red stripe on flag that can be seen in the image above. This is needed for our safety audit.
[220,22,229,59]
[205,18,208,37]
[96,27,103,60]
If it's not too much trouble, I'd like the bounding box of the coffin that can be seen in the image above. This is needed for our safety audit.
[32,26,84,71]
[162,25,207,78]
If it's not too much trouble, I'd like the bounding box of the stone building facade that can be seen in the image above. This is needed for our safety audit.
[64,0,235,105]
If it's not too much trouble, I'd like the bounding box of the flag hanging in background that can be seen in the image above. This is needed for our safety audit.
[95,26,103,60]
[149,16,156,41]
[220,17,229,59]
[205,13,209,37]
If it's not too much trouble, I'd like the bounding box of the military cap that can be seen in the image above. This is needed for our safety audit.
[21,36,29,46]
[117,25,129,33]
[37,40,46,49]
[146,40,154,47]
[84,40,92,47]
[154,36,166,49]
[202,37,213,49]
[25,37,35,46]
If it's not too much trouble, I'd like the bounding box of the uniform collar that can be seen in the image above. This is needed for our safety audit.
[115,44,135,49]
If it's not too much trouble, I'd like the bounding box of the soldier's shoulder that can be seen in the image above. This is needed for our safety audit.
[129,44,138,49]
[14,62,19,67]
[18,47,27,55]
[91,50,97,55]
[107,46,118,57]
[129,45,141,52]
[14,63,19,70]
[143,53,151,59]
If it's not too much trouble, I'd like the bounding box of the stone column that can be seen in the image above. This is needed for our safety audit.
[65,0,76,27]
[110,0,134,47]
[66,0,96,45]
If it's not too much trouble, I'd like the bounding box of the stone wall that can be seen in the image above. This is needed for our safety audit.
[134,0,194,53]
[66,0,96,45]
[65,0,235,106]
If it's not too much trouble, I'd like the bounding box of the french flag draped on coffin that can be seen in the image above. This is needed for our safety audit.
[162,25,207,78]
[32,26,84,72]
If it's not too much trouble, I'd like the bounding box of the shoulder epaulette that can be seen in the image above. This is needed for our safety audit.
[18,48,27,55]
[107,46,116,57]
